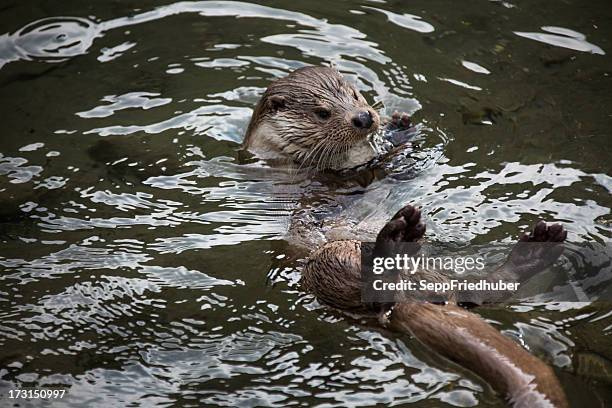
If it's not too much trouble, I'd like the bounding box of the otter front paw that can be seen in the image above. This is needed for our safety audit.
[383,111,415,148]
[376,204,426,245]
[387,111,412,131]
[505,221,567,280]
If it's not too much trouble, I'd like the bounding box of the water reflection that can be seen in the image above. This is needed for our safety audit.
[362,7,435,33]
[77,92,173,119]
[515,26,605,55]
[0,153,44,184]
[461,60,491,75]
[1,0,611,407]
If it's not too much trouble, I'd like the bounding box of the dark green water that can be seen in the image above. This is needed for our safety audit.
[0,0,611,406]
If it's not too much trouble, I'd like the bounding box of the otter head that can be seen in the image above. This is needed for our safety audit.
[244,66,380,170]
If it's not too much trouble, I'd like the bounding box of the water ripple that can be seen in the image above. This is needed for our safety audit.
[77,92,172,119]
[1,1,610,406]
[362,7,435,33]
[0,17,100,68]
[515,26,605,55]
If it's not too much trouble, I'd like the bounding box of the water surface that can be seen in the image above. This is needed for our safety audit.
[0,0,611,406]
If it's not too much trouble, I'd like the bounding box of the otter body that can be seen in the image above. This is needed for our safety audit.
[244,66,568,407]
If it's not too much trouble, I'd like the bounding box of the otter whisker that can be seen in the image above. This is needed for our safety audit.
[307,137,327,165]
[302,138,325,169]
[313,140,328,170]
[342,142,351,167]
[319,142,336,171]
[331,143,344,169]
[310,139,331,172]
[325,142,341,170]
[316,142,332,171]
[326,137,349,170]
[292,137,328,181]
[336,142,350,169]
[371,99,384,111]
[329,147,337,169]
[326,144,338,170]
[333,143,346,169]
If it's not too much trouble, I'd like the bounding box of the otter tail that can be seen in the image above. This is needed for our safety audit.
[390,302,568,408]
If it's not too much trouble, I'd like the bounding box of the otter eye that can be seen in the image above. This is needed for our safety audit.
[314,108,331,120]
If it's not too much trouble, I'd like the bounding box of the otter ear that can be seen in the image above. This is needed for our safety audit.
[267,95,286,112]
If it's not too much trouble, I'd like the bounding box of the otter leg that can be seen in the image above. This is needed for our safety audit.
[370,204,426,324]
[459,220,567,306]
[501,220,567,281]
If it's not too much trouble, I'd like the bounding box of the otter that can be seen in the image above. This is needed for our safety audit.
[244,66,569,407]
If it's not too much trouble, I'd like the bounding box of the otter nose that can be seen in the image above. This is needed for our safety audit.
[351,111,373,129]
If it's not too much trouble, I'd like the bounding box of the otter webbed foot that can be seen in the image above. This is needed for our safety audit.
[377,204,426,244]
[373,204,426,260]
[362,205,425,320]
[504,221,567,280]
